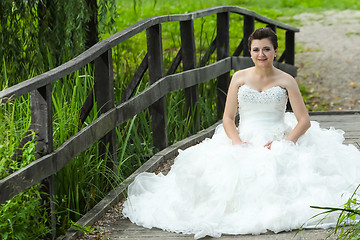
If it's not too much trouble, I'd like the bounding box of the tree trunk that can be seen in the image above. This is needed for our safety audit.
[85,0,99,49]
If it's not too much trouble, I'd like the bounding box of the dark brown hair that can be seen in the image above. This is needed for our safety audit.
[248,28,278,50]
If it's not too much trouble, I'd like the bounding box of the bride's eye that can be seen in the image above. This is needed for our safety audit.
[264,47,271,51]
[252,48,259,52]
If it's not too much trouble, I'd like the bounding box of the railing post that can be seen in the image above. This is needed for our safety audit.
[266,24,277,33]
[94,49,117,171]
[216,12,230,119]
[180,19,199,133]
[243,15,255,57]
[147,24,168,150]
[30,84,55,239]
[285,30,295,65]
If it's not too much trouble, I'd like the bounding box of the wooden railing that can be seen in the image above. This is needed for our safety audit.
[0,6,299,236]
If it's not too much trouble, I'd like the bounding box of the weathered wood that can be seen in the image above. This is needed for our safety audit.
[94,49,117,171]
[147,24,168,150]
[91,218,341,239]
[0,106,117,203]
[231,56,254,70]
[30,84,56,238]
[277,50,286,63]
[285,30,295,65]
[200,36,217,67]
[116,58,233,125]
[0,6,299,104]
[231,56,297,78]
[0,40,110,104]
[181,19,199,133]
[79,90,94,129]
[166,48,182,76]
[216,12,230,118]
[0,59,232,203]
[243,15,255,57]
[0,56,299,205]
[121,53,149,103]
[266,24,277,33]
[232,38,244,57]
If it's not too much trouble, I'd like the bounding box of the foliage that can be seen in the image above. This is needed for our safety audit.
[0,0,117,86]
[0,187,51,240]
[0,93,48,239]
[310,185,360,239]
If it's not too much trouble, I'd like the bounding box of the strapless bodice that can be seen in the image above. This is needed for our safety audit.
[237,84,290,144]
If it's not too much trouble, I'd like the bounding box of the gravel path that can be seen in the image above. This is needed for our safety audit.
[295,10,360,110]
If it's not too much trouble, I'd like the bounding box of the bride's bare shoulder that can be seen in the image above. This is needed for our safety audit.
[276,69,297,90]
[232,68,253,85]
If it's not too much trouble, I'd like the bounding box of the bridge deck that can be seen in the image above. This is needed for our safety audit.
[78,112,360,240]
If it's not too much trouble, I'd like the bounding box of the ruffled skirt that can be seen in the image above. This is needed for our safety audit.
[122,113,360,239]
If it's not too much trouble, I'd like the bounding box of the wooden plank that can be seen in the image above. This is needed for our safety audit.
[273,61,297,77]
[94,49,117,171]
[0,40,110,103]
[116,58,232,125]
[266,24,277,33]
[181,19,199,133]
[147,24,168,150]
[1,56,296,204]
[121,53,149,103]
[93,218,340,240]
[231,56,297,77]
[310,110,360,115]
[79,90,94,128]
[232,38,244,57]
[285,30,295,65]
[106,6,298,48]
[200,36,217,67]
[30,84,56,238]
[243,15,254,57]
[216,12,230,118]
[165,48,182,76]
[0,108,118,204]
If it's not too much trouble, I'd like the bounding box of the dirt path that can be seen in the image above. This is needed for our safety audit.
[294,10,360,110]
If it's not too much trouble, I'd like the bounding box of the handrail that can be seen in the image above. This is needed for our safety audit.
[0,6,298,103]
[0,56,297,203]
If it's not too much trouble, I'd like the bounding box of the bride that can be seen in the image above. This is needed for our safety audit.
[122,28,360,239]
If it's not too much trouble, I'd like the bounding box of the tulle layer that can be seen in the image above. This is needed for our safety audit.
[122,113,360,239]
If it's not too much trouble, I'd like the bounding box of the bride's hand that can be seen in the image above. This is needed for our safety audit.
[264,141,273,149]
[232,140,248,145]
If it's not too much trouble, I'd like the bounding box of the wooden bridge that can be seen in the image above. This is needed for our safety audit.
[0,5,358,240]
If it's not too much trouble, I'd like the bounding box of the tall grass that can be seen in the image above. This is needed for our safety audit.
[0,63,51,239]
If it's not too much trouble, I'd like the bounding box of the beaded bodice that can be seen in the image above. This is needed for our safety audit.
[237,84,289,144]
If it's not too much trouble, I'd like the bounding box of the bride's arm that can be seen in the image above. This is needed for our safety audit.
[285,77,311,143]
[223,72,246,145]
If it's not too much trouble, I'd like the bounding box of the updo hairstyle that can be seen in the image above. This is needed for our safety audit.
[248,28,278,50]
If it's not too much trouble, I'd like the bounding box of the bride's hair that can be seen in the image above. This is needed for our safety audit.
[248,28,278,50]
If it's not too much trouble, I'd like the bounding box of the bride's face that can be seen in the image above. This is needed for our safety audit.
[250,38,277,67]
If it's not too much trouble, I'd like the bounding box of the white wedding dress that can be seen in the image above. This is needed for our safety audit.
[122,84,360,239]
